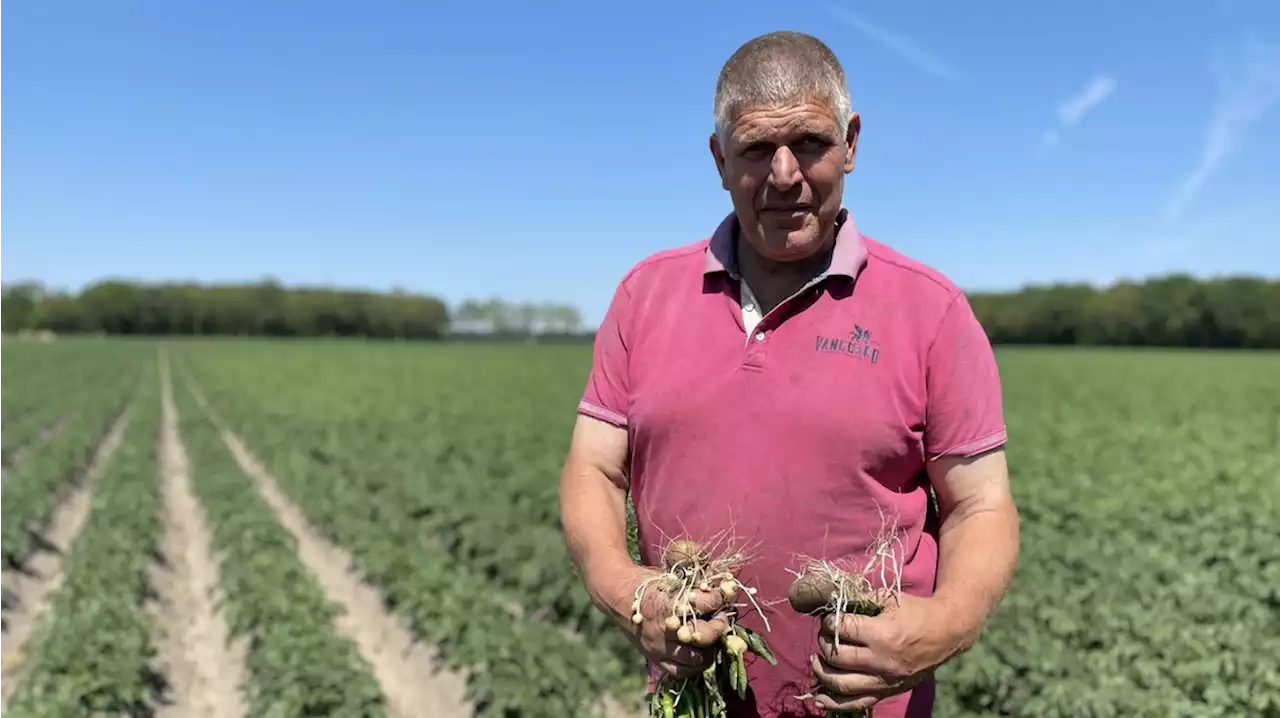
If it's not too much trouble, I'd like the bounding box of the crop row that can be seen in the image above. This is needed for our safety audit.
[5,362,162,716]
[933,351,1280,717]
[1,342,147,462]
[169,372,388,716]
[1,357,145,569]
[0,340,92,429]
[177,350,647,717]
[182,344,633,650]
[180,341,1280,718]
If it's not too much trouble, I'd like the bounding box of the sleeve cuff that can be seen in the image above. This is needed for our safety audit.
[927,427,1007,461]
[578,400,628,428]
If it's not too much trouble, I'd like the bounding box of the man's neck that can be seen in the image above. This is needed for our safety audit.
[735,228,836,314]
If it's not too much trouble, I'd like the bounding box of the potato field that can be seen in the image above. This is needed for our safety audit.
[1,338,1277,717]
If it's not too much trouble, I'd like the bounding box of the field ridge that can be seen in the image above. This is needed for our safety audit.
[1,415,74,479]
[183,372,474,718]
[0,404,134,706]
[149,353,249,717]
[3,340,1274,717]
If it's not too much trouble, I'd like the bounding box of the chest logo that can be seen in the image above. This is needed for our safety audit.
[815,323,880,364]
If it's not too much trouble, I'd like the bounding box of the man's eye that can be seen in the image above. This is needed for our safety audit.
[793,137,829,153]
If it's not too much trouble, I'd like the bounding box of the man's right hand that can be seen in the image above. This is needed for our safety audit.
[559,416,733,678]
[607,565,733,679]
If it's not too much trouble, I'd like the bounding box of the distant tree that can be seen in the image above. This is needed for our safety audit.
[1,281,45,332]
[4,273,1276,347]
[2,279,450,340]
[965,274,1280,349]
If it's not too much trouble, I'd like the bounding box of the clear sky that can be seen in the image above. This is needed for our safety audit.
[5,0,1279,326]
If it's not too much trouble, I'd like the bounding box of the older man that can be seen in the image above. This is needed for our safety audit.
[559,31,1020,718]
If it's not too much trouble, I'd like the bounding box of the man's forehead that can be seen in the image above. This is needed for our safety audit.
[729,102,842,144]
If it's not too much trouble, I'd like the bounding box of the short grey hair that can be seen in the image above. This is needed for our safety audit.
[713,31,852,141]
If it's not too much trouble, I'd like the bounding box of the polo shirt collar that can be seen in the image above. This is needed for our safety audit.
[703,206,868,281]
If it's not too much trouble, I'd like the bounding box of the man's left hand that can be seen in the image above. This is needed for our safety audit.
[807,594,966,713]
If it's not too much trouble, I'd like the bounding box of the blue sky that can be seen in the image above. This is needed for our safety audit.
[5,0,1279,326]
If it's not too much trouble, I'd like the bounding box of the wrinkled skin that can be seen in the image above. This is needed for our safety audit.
[710,99,860,284]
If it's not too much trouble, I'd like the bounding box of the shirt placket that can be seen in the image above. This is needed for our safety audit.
[739,280,765,342]
[739,274,828,347]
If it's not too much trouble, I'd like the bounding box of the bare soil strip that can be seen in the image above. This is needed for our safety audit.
[183,381,640,716]
[179,372,472,718]
[1,415,74,478]
[217,427,473,718]
[184,371,637,718]
[0,409,131,706]
[150,358,249,718]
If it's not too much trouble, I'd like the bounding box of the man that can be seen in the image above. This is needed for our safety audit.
[559,31,1020,718]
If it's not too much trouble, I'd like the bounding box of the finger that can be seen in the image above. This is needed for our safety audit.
[820,611,887,649]
[816,633,889,675]
[814,691,880,713]
[656,661,701,680]
[688,618,728,647]
[668,642,714,669]
[810,653,891,699]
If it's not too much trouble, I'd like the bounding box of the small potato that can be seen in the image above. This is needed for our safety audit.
[719,579,739,599]
[664,539,709,571]
[788,574,837,615]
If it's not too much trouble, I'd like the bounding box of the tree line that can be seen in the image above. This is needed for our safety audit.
[966,274,1279,349]
[2,273,1277,348]
[0,280,574,341]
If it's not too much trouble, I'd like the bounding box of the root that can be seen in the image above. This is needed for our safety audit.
[786,504,906,651]
[635,531,778,717]
[633,530,771,632]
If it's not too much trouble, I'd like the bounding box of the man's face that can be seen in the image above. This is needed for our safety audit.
[710,99,859,263]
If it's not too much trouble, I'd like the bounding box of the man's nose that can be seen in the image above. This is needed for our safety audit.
[768,146,802,190]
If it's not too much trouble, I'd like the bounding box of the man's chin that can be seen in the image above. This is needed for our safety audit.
[752,229,827,263]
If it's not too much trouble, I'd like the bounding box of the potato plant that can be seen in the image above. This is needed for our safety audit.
[160,342,1279,717]
[174,384,387,716]
[632,538,776,718]
[4,364,161,716]
[1,354,142,572]
[786,510,906,718]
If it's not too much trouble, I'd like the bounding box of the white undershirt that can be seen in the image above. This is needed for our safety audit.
[739,279,764,340]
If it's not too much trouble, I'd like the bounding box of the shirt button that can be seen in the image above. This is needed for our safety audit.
[744,303,755,311]
[754,331,766,342]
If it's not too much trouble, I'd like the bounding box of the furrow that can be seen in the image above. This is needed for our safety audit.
[219,422,472,718]
[148,355,249,718]
[0,407,132,705]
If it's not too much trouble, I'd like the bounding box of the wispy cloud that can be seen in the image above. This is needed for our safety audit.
[1166,37,1280,222]
[826,5,958,82]
[1040,75,1118,147]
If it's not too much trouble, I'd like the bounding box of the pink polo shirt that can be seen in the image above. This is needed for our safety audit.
[579,208,1007,718]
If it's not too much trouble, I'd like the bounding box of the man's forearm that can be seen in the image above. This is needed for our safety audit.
[931,497,1020,655]
[559,457,637,618]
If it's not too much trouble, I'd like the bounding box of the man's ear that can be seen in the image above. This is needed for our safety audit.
[709,133,729,190]
[845,112,861,173]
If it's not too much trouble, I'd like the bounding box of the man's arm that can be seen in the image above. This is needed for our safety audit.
[916,289,1017,655]
[559,414,636,621]
[927,446,1020,656]
[807,449,1019,712]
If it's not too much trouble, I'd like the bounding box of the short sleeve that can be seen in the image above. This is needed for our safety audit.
[578,280,632,428]
[924,291,1007,460]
